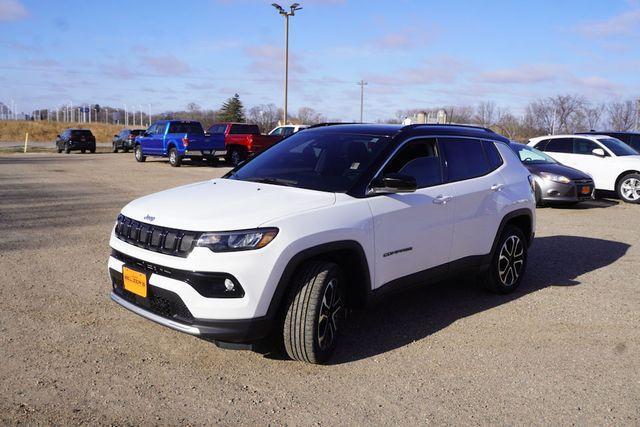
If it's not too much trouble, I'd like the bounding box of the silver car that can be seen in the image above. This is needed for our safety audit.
[509,142,594,206]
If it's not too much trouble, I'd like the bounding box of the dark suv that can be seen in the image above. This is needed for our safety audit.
[578,131,640,152]
[56,129,96,154]
[112,129,145,153]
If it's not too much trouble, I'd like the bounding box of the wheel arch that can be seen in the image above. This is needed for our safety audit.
[490,208,534,258]
[615,170,640,189]
[265,240,372,322]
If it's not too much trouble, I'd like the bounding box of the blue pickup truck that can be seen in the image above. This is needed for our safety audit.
[133,120,226,167]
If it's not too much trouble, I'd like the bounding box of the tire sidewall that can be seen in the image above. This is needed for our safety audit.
[134,146,144,162]
[489,226,528,293]
[310,265,345,362]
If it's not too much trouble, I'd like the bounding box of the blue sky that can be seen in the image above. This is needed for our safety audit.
[1,0,639,121]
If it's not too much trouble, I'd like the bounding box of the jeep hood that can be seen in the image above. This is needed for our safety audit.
[121,178,336,231]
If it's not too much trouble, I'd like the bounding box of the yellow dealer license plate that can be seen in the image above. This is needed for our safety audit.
[123,267,147,298]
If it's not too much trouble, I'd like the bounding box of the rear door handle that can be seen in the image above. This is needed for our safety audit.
[490,183,505,192]
[433,195,453,205]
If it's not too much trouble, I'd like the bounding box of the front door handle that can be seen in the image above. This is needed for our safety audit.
[433,195,453,205]
[490,183,505,192]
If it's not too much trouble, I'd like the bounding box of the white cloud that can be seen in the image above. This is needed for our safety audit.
[574,9,640,37]
[476,65,562,85]
[0,0,27,21]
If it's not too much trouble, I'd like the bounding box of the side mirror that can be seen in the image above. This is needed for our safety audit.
[56,134,60,138]
[143,131,150,137]
[114,134,118,137]
[592,148,606,157]
[370,173,417,195]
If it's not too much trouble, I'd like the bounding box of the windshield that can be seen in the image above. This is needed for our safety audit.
[227,132,390,192]
[168,122,203,134]
[71,130,93,137]
[597,138,638,156]
[510,143,556,164]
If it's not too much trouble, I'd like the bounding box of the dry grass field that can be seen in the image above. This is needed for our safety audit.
[0,120,134,143]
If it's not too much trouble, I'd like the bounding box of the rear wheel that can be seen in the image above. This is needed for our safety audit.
[168,147,182,167]
[482,225,527,294]
[227,147,245,167]
[283,261,345,364]
[90,146,96,154]
[123,147,129,153]
[616,173,640,204]
[134,145,146,162]
[81,149,86,154]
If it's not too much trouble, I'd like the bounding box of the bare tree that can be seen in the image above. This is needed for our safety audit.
[474,101,497,127]
[583,103,605,131]
[607,100,636,131]
[247,103,280,133]
[295,107,325,125]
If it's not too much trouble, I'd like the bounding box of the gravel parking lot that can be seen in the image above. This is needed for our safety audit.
[1,152,638,425]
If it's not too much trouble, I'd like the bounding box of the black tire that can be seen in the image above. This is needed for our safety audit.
[283,261,345,364]
[227,147,245,167]
[64,143,71,154]
[57,145,62,154]
[112,143,118,153]
[134,145,146,162]
[123,147,129,153]
[616,173,640,204]
[482,225,528,294]
[90,146,96,154]
[81,149,86,154]
[168,147,182,167]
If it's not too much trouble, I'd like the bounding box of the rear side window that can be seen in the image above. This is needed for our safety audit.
[71,130,93,137]
[630,135,640,151]
[230,124,260,135]
[282,127,295,136]
[532,139,549,151]
[168,122,203,134]
[131,130,144,136]
[545,138,573,153]
[483,140,504,169]
[383,138,442,188]
[440,138,491,182]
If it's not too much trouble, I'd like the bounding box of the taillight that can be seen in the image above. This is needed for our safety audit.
[182,135,189,147]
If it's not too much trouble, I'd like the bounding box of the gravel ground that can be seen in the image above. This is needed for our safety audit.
[0,152,638,425]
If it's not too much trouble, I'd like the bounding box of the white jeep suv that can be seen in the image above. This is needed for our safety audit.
[528,134,640,203]
[108,124,536,364]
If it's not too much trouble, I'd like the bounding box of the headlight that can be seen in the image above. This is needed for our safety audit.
[196,228,278,252]
[540,172,571,184]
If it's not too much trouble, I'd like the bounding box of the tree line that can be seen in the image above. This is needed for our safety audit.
[388,95,639,141]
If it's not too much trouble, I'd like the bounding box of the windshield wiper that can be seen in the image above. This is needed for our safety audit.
[246,177,298,187]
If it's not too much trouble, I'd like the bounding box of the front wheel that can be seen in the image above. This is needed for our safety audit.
[64,144,71,154]
[482,225,528,294]
[134,145,146,162]
[57,145,62,154]
[616,173,640,204]
[112,143,118,153]
[168,147,182,167]
[283,261,345,364]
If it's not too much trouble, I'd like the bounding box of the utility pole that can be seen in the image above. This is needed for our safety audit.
[272,3,302,125]
[358,80,368,123]
[636,98,640,131]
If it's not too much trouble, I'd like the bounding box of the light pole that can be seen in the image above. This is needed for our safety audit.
[272,3,302,125]
[357,80,368,123]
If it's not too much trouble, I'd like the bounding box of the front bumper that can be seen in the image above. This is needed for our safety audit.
[538,178,594,203]
[110,292,271,342]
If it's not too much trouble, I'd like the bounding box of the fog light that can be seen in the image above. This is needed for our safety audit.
[224,278,235,292]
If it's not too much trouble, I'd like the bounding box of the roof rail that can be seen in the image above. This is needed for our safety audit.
[401,123,496,134]
[306,122,358,129]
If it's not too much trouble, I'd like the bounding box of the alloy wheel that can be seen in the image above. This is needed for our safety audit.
[620,178,640,201]
[317,278,343,351]
[498,235,524,286]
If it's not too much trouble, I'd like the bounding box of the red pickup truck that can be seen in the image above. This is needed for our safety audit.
[206,123,282,166]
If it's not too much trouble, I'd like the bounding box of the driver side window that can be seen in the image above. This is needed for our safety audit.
[574,138,599,155]
[383,138,443,188]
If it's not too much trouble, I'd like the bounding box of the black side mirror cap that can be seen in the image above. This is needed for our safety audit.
[370,173,417,195]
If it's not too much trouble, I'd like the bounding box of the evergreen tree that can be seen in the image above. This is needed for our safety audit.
[217,93,245,122]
